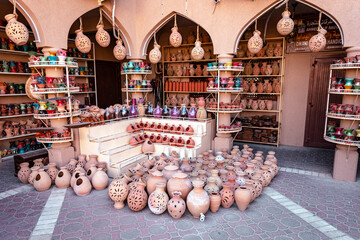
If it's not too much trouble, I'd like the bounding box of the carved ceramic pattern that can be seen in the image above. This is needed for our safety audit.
[220,186,234,208]
[5,15,29,45]
[148,190,169,214]
[108,178,129,207]
[127,184,148,211]
[113,39,126,60]
[95,26,111,47]
[169,27,182,47]
[167,193,186,219]
[75,31,91,53]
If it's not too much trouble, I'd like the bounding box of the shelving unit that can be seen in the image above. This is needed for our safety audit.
[233,37,285,147]
[122,71,153,104]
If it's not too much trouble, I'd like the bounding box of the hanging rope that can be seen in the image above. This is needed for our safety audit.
[255,19,258,31]
[12,0,18,18]
[174,14,177,28]
[79,17,83,31]
[185,0,188,14]
[318,12,323,30]
[97,7,103,26]
[117,29,122,44]
[153,31,158,45]
[112,0,119,39]
[196,25,199,41]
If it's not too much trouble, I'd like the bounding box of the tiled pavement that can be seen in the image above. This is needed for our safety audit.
[0,145,359,240]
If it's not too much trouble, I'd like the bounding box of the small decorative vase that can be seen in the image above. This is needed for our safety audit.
[204,177,220,194]
[253,63,260,75]
[148,183,169,215]
[73,173,92,196]
[85,155,98,171]
[91,168,109,190]
[18,162,31,184]
[147,170,167,195]
[220,182,234,208]
[191,40,205,60]
[33,169,51,192]
[187,179,210,218]
[167,191,186,219]
[77,155,87,168]
[245,180,256,202]
[47,163,58,185]
[108,176,131,209]
[149,42,162,64]
[234,186,251,211]
[209,192,222,213]
[309,28,327,52]
[66,159,78,175]
[55,167,71,189]
[274,43,283,57]
[127,182,148,212]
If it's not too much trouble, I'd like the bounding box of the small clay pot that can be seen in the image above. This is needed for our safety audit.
[147,170,167,195]
[148,183,169,215]
[33,169,51,192]
[73,173,92,196]
[86,164,98,181]
[28,166,40,185]
[108,176,131,209]
[55,167,71,189]
[209,192,221,213]
[91,168,109,190]
[47,163,58,184]
[127,182,148,212]
[18,162,31,184]
[167,191,186,219]
[219,182,234,208]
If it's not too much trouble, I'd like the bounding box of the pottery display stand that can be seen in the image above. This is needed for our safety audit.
[208,54,244,152]
[323,47,360,181]
[78,117,214,177]
[29,47,78,167]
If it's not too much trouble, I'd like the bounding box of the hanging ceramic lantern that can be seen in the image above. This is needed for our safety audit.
[95,24,110,47]
[191,40,205,60]
[277,8,294,36]
[309,28,327,52]
[149,42,161,64]
[169,15,182,47]
[5,14,29,45]
[247,30,263,54]
[113,38,126,60]
[75,29,91,53]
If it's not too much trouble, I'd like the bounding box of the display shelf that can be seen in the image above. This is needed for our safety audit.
[33,110,81,119]
[28,61,78,68]
[72,91,96,94]
[0,133,36,142]
[234,139,278,146]
[207,108,243,113]
[329,89,360,95]
[330,63,360,69]
[72,57,95,61]
[142,130,206,138]
[242,125,279,130]
[217,128,242,134]
[164,76,210,78]
[0,93,28,96]
[240,92,280,95]
[36,136,73,143]
[208,67,244,72]
[154,142,202,149]
[233,56,282,60]
[163,59,217,63]
[327,113,360,121]
[0,113,34,119]
[0,72,32,76]
[0,148,47,161]
[323,136,360,146]
[163,42,213,48]
[241,75,282,77]
[207,88,243,93]
[32,87,80,94]
[0,48,36,56]
[101,143,143,155]
[69,75,95,78]
[121,70,152,75]
[242,109,279,113]
[122,88,153,93]
[164,91,209,94]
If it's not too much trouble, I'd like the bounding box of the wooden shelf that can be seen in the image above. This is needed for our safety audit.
[163,59,216,63]
[208,67,244,72]
[0,93,28,96]
[69,75,95,78]
[242,125,279,130]
[324,136,360,147]
[240,75,282,78]
[207,88,243,93]
[33,110,81,119]
[164,91,209,94]
[233,56,282,60]
[0,113,34,119]
[36,136,73,143]
[240,92,280,95]
[163,42,213,48]
[217,128,242,133]
[122,88,153,93]
[207,108,243,113]
[72,91,96,94]
[0,72,32,76]
[164,76,210,78]
[242,109,279,113]
[329,89,360,95]
[121,70,152,75]
[29,61,78,68]
[1,148,47,161]
[234,139,278,146]
[0,48,35,56]
[0,133,36,142]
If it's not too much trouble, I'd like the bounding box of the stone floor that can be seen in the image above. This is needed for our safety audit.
[0,144,359,240]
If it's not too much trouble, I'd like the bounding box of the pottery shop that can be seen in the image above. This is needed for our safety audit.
[0,0,360,234]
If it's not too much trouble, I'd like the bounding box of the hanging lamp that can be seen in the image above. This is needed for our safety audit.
[309,12,327,52]
[276,0,294,35]
[75,17,91,53]
[113,29,126,60]
[191,25,205,60]
[149,32,161,64]
[247,20,263,54]
[95,8,111,47]
[169,14,182,47]
[5,0,29,45]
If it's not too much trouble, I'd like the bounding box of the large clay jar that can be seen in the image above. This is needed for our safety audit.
[55,167,71,189]
[71,168,81,188]
[77,154,87,168]
[92,168,109,190]
[220,182,234,208]
[33,169,51,192]
[47,163,58,185]
[167,191,186,219]
[127,182,148,212]
[66,159,78,175]
[28,166,40,185]
[85,155,98,171]
[204,177,220,194]
[74,173,92,196]
[187,179,210,218]
[147,170,167,195]
[251,176,263,198]
[108,176,131,209]
[148,183,169,215]
[162,164,179,180]
[167,171,192,200]
[209,192,222,213]
[18,162,31,184]
[86,164,98,181]
[235,186,251,211]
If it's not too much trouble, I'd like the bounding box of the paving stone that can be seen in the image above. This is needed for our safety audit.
[266,206,283,215]
[223,213,240,222]
[118,215,137,225]
[280,218,301,228]
[120,228,141,239]
[149,224,168,235]
[209,230,229,240]
[259,222,279,232]
[181,235,202,240]
[274,236,294,240]
[298,231,321,240]
[175,220,193,231]
[91,232,112,240]
[62,223,84,234]
[65,210,85,219]
[245,209,263,219]
[91,218,110,229]
[234,226,255,237]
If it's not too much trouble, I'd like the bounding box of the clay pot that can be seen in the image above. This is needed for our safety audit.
[127,182,148,212]
[33,159,44,168]
[245,163,255,179]
[235,186,251,211]
[251,175,263,198]
[142,139,155,153]
[147,170,167,195]
[85,155,98,171]
[209,192,221,213]
[47,163,58,185]
[18,162,31,184]
[162,165,179,180]
[66,159,78,175]
[187,179,210,218]
[33,169,51,192]
[180,158,193,173]
[245,180,256,202]
[108,176,131,209]
[86,164,98,181]
[220,182,234,208]
[210,169,222,188]
[204,177,220,194]
[167,171,192,200]
[91,168,109,190]
[28,166,40,185]
[55,167,71,189]
[96,162,107,173]
[167,191,186,219]
[198,170,207,182]
[186,137,195,148]
[77,155,87,168]
[185,125,194,135]
[148,183,169,215]
[73,173,92,196]
[261,166,272,186]
[71,168,82,188]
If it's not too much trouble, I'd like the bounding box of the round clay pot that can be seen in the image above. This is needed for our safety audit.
[86,164,98,181]
[91,168,109,190]
[167,191,186,219]
[73,173,92,196]
[127,182,148,212]
[96,162,107,173]
[33,169,51,192]
[251,175,263,198]
[167,171,192,200]
[55,167,71,189]
[146,170,167,195]
[235,186,251,211]
[187,179,210,218]
[204,177,220,194]
[108,176,131,209]
[77,154,87,168]
[28,166,40,185]
[220,182,234,208]
[162,164,179,180]
[66,159,78,175]
[47,163,58,185]
[209,192,221,213]
[18,162,31,184]
[209,169,222,188]
[148,183,169,215]
[85,155,98,171]
[261,166,272,186]
[71,168,82,188]
[245,163,255,179]
[142,139,155,153]
[198,170,207,182]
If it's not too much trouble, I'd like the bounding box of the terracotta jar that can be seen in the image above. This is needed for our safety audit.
[180,158,193,173]
[77,154,87,168]
[245,163,255,179]
[167,171,192,199]
[142,139,155,154]
[91,168,108,190]
[148,183,169,215]
[210,169,222,188]
[254,169,266,187]
[162,164,179,180]
[253,63,260,75]
[261,166,272,186]
[28,166,40,185]
[74,173,92,196]
[18,162,31,184]
[66,159,78,175]
[264,160,276,179]
[33,169,51,192]
[147,170,167,195]
[85,155,98,171]
[108,176,131,209]
[127,182,148,212]
[55,167,71,189]
[33,159,44,168]
[167,191,186,219]
[76,164,86,174]
[235,186,251,211]
[245,179,256,202]
[219,169,228,182]
[220,182,234,208]
[251,175,263,198]
[204,177,220,194]
[209,192,222,213]
[197,169,207,183]
[228,175,239,192]
[187,179,210,218]
[71,168,81,188]
[87,164,98,181]
[47,163,58,185]
[185,125,194,135]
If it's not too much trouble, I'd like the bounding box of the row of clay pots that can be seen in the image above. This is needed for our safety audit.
[127,122,195,136]
[130,134,196,149]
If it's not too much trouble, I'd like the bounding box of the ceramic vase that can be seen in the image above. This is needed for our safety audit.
[191,40,205,60]
[209,192,222,213]
[167,171,192,199]
[66,159,78,175]
[5,14,29,45]
[247,30,263,54]
[142,139,155,154]
[148,183,169,215]
[187,179,210,218]
[86,164,98,181]
[113,38,126,60]
[75,29,91,53]
[235,186,251,211]
[85,155,98,171]
[277,9,294,35]
[77,155,87,168]
[95,24,111,47]
[55,167,71,189]
[204,177,220,194]
[18,162,31,184]
[108,176,131,209]
[149,42,162,64]
[169,27,182,47]
[220,182,234,208]
[47,163,58,185]
[73,173,92,196]
[92,168,109,190]
[147,170,167,195]
[28,166,40,185]
[309,28,327,52]
[33,169,51,192]
[167,191,186,219]
[127,182,148,212]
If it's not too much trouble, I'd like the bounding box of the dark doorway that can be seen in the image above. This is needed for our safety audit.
[95,60,122,108]
[304,54,345,148]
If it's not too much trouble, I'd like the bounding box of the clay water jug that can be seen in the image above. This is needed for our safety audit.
[265,64,273,76]
[55,167,71,189]
[265,80,273,93]
[18,162,31,184]
[204,177,220,194]
[142,139,155,154]
[167,191,186,219]
[245,163,255,179]
[220,182,234,208]
[195,65,202,76]
[28,166,40,185]
[258,100,266,110]
[33,169,51,192]
[210,169,222,188]
[66,159,78,175]
[245,179,256,202]
[167,171,192,199]
[244,62,252,75]
[251,100,259,110]
[92,168,109,190]
[260,62,267,75]
[187,179,210,218]
[86,164,98,181]
[127,182,148,212]
[273,78,281,93]
[235,186,251,211]
[257,81,264,93]
[261,166,272,186]
[272,61,280,75]
[74,173,92,196]
[162,164,179,180]
[274,42,282,56]
[253,63,260,75]
[148,183,169,215]
[266,43,274,57]
[85,155,98,171]
[47,163,58,184]
[210,192,222,213]
[108,176,131,209]
[77,155,87,168]
[242,81,249,92]
[180,158,193,173]
[250,81,257,93]
[147,170,167,195]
